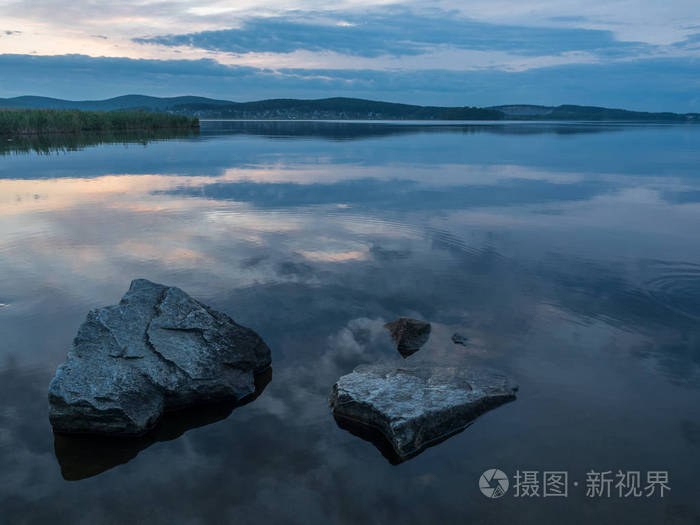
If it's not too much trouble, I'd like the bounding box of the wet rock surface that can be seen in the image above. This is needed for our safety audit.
[384,317,431,357]
[49,279,271,435]
[330,364,517,460]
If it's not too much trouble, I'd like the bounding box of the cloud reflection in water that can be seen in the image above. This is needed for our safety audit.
[1,122,699,523]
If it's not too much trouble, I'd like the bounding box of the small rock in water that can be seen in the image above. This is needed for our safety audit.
[330,364,517,460]
[452,332,469,346]
[384,317,431,357]
[49,279,271,435]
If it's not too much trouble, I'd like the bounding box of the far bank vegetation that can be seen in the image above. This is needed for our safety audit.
[0,108,199,135]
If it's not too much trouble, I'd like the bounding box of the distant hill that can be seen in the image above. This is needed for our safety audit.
[490,104,698,121]
[169,97,503,120]
[1,95,697,122]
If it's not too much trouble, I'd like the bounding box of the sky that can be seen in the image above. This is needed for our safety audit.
[0,0,699,110]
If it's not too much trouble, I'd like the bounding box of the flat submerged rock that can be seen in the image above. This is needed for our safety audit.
[49,279,271,435]
[330,364,517,460]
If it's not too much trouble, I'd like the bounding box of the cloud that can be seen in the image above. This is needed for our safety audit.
[134,10,650,59]
[0,2,698,108]
[0,53,699,111]
[0,53,253,77]
[158,177,607,210]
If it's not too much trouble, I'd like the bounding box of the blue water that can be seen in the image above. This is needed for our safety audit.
[1,121,699,524]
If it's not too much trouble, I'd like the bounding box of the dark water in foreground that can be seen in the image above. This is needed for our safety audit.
[1,121,699,524]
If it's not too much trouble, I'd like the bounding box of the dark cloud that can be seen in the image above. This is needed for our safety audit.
[134,10,649,58]
[0,53,698,111]
[0,53,251,76]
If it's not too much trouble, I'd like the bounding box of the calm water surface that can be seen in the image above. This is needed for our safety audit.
[1,121,700,524]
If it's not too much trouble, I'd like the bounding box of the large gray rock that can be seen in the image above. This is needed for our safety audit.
[330,364,517,459]
[384,317,431,357]
[49,279,271,435]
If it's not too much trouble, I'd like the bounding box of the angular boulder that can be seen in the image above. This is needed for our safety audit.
[49,279,271,435]
[384,317,431,357]
[330,364,517,459]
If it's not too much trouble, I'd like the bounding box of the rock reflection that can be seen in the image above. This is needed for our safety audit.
[333,414,473,465]
[53,368,271,481]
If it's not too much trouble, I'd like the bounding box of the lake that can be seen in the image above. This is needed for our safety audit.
[1,121,699,524]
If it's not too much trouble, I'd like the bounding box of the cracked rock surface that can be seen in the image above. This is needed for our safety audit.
[330,364,517,459]
[49,279,271,435]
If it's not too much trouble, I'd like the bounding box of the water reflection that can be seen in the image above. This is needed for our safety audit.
[642,260,700,320]
[201,119,632,140]
[0,121,625,160]
[159,177,607,210]
[0,129,199,156]
[333,416,476,465]
[53,368,272,480]
[2,121,696,182]
[1,121,699,523]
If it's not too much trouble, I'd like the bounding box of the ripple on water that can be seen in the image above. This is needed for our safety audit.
[643,260,700,320]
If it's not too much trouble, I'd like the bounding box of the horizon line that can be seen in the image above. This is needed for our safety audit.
[1,94,698,116]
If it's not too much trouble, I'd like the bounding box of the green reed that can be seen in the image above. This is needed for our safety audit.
[0,108,199,135]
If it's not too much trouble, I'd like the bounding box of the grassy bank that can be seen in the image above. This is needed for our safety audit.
[0,108,199,135]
